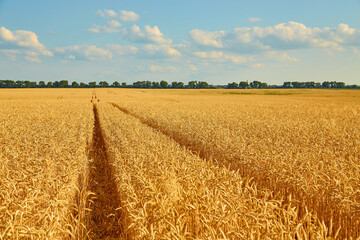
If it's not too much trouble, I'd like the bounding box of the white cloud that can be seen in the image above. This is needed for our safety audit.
[189,22,360,54]
[119,10,139,22]
[149,64,177,72]
[248,18,262,23]
[189,29,225,48]
[266,51,300,63]
[193,51,247,64]
[142,44,180,57]
[89,20,122,33]
[122,25,172,44]
[97,9,118,18]
[106,44,138,55]
[55,45,112,61]
[24,55,41,63]
[0,26,53,62]
[105,44,180,59]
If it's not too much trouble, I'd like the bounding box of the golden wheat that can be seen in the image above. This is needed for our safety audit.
[0,98,93,239]
[1,88,359,239]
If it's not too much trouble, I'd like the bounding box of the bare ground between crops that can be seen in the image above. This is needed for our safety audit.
[87,104,123,239]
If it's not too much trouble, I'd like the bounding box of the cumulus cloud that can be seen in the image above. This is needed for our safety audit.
[189,22,360,53]
[105,43,181,59]
[106,44,138,55]
[97,9,118,18]
[266,51,300,63]
[189,29,225,48]
[149,64,177,72]
[193,51,247,64]
[119,10,139,22]
[248,18,262,23]
[142,44,180,58]
[55,44,112,61]
[121,25,172,44]
[0,26,53,62]
[89,20,122,33]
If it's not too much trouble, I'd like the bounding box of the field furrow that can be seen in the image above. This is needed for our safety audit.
[97,102,326,239]
[109,92,360,238]
[86,104,123,239]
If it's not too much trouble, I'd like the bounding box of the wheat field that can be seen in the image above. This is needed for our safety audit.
[0,88,359,239]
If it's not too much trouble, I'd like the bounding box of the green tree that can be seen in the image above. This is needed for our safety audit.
[72,81,79,88]
[152,82,160,88]
[121,82,127,87]
[227,82,238,89]
[60,80,69,88]
[160,80,168,88]
[47,82,53,88]
[16,81,24,88]
[283,82,291,88]
[88,82,97,88]
[112,81,120,87]
[198,81,209,88]
[38,81,46,88]
[24,81,31,88]
[239,81,249,89]
[80,82,87,88]
[187,81,197,88]
[177,82,184,88]
[99,81,109,87]
[322,81,330,88]
[171,82,178,88]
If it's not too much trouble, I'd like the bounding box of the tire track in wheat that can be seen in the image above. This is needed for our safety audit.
[110,102,359,239]
[87,104,123,239]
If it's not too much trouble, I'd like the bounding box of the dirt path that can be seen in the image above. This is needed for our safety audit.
[87,104,123,239]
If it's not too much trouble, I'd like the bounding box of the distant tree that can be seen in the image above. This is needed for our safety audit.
[133,81,145,88]
[336,82,345,88]
[47,82,53,88]
[283,82,291,88]
[198,81,209,88]
[160,80,168,88]
[170,81,185,88]
[80,82,87,88]
[260,82,268,88]
[53,81,60,88]
[30,82,37,88]
[24,81,31,88]
[171,82,178,88]
[187,81,197,88]
[99,81,109,87]
[177,82,184,88]
[88,82,97,88]
[322,81,330,88]
[38,81,46,88]
[121,82,127,87]
[250,81,260,89]
[16,81,24,88]
[227,82,238,89]
[60,80,69,88]
[112,81,120,87]
[72,81,79,88]
[239,81,249,89]
[152,81,160,88]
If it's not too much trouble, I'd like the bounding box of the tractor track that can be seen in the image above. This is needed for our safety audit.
[109,102,359,239]
[86,104,123,239]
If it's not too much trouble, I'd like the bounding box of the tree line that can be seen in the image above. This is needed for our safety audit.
[0,79,359,89]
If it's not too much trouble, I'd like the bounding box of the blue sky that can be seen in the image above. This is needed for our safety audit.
[1,0,360,85]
